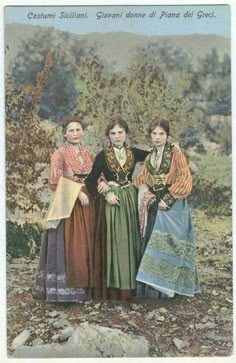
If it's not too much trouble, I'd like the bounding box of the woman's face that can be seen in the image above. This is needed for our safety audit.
[64,122,84,144]
[150,126,168,148]
[109,124,127,148]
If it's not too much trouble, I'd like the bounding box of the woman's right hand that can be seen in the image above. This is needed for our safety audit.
[97,181,110,194]
[78,191,89,207]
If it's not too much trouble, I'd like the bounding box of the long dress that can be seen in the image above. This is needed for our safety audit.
[85,142,149,300]
[134,142,200,299]
[34,142,95,302]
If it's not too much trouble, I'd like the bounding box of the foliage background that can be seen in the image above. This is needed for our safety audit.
[5,24,231,257]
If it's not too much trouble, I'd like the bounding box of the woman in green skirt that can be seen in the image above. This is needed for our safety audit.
[85,116,149,300]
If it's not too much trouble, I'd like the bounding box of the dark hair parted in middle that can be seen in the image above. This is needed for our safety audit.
[105,116,129,137]
[148,117,171,137]
[59,114,85,134]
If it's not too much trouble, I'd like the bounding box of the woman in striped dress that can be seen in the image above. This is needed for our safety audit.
[134,118,200,299]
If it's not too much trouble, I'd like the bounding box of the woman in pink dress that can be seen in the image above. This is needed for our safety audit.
[34,115,95,302]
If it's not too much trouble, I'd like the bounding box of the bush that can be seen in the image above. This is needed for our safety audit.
[6,221,43,258]
[189,155,232,216]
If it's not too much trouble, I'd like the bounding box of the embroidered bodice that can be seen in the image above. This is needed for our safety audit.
[49,142,94,190]
[85,143,149,195]
[134,142,192,207]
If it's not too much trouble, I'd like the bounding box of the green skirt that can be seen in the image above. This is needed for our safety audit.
[105,184,141,289]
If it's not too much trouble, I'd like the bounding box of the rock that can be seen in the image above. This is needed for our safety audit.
[11,329,31,350]
[173,338,190,350]
[52,334,60,341]
[58,327,75,342]
[146,311,156,320]
[127,320,139,329]
[220,307,228,313]
[159,308,168,314]
[120,311,129,318]
[20,302,27,307]
[53,319,71,329]
[195,322,216,330]
[38,324,46,328]
[47,318,57,325]
[130,304,142,311]
[30,317,42,322]
[94,303,101,309]
[156,316,165,322]
[32,338,44,346]
[12,323,149,358]
[89,311,99,316]
[48,310,60,318]
[208,332,231,342]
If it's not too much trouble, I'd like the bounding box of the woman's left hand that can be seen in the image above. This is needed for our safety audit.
[158,200,168,210]
[106,191,120,206]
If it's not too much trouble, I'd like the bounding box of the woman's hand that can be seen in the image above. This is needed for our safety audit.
[158,200,168,210]
[106,191,120,206]
[97,181,110,194]
[172,142,181,152]
[78,191,89,207]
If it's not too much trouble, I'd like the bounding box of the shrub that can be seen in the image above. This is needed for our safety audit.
[189,155,232,216]
[6,221,43,258]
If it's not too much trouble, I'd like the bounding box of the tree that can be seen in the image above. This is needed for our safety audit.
[6,53,56,215]
[73,45,196,148]
[9,28,93,121]
[194,48,231,116]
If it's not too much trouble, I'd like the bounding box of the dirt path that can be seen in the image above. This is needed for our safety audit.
[7,210,233,357]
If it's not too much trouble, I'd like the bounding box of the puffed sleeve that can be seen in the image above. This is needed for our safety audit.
[85,151,105,196]
[133,155,154,188]
[162,151,192,207]
[48,149,64,190]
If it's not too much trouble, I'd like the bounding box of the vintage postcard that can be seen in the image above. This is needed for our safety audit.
[2,0,234,361]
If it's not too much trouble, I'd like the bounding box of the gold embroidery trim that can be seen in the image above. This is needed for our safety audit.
[104,143,135,175]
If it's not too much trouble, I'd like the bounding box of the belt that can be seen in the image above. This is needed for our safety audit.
[74,173,88,182]
[108,181,131,189]
[152,174,166,192]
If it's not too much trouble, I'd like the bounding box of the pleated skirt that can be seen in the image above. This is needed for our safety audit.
[34,194,95,302]
[137,199,200,298]
[106,184,141,290]
[93,185,141,301]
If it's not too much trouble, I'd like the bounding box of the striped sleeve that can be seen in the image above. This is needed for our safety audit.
[166,151,192,198]
[133,156,154,188]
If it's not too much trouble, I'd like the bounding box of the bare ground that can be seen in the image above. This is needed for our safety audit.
[6,209,233,357]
